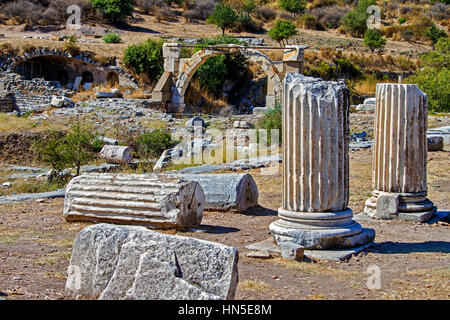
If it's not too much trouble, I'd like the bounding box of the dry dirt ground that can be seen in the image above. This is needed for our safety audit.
[0,148,448,300]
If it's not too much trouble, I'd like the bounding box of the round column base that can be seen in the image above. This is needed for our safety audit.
[269,208,375,249]
[364,191,436,223]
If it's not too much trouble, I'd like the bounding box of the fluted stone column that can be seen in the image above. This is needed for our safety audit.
[269,73,375,249]
[364,84,436,222]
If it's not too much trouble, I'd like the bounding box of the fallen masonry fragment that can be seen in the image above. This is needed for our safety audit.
[66,223,238,300]
[165,173,258,212]
[63,173,205,230]
[100,145,133,164]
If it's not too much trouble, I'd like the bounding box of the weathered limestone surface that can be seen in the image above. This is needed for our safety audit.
[269,73,375,249]
[66,223,238,300]
[166,173,258,212]
[63,173,205,230]
[99,145,133,164]
[364,84,436,222]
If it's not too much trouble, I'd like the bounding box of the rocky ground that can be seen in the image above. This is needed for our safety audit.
[0,147,448,300]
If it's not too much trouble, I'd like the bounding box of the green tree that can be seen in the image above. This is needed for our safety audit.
[342,0,376,37]
[277,0,306,16]
[363,29,386,53]
[63,123,98,176]
[408,38,449,113]
[426,24,447,49]
[33,131,68,174]
[123,38,164,82]
[90,0,134,24]
[206,2,238,36]
[193,36,247,95]
[268,19,298,47]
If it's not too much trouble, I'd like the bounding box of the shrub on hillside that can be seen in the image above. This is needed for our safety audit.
[63,35,81,56]
[278,0,306,16]
[90,0,134,24]
[341,0,376,37]
[206,2,238,36]
[123,38,164,83]
[363,29,387,53]
[297,14,326,31]
[134,130,178,163]
[310,5,349,29]
[408,38,449,113]
[254,6,277,21]
[182,0,215,21]
[268,19,298,47]
[102,32,122,43]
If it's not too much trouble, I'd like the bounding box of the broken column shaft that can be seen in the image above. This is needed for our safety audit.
[364,83,436,222]
[63,173,205,230]
[269,73,375,249]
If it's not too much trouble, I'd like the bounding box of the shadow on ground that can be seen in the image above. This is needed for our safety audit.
[241,205,278,217]
[370,241,450,254]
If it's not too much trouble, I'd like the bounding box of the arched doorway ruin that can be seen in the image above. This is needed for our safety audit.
[152,43,308,113]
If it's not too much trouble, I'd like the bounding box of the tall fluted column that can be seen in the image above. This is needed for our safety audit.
[269,73,375,249]
[364,83,436,222]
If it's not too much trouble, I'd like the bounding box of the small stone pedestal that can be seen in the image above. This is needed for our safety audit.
[269,74,375,250]
[364,84,436,222]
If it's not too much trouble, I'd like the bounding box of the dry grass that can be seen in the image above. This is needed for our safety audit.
[238,279,271,292]
[0,113,70,133]
[271,258,360,281]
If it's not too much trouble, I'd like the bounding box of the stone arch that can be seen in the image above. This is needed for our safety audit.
[174,47,282,101]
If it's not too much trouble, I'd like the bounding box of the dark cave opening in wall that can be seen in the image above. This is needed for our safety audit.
[13,56,73,85]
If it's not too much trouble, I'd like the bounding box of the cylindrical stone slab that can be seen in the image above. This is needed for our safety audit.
[364,83,436,222]
[165,173,258,212]
[269,73,375,249]
[100,145,133,164]
[63,173,205,230]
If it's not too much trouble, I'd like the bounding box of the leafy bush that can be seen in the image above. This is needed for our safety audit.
[257,104,282,144]
[426,24,447,47]
[102,32,122,43]
[297,14,325,30]
[63,35,81,56]
[134,130,178,163]
[278,0,306,16]
[408,38,449,113]
[33,123,99,177]
[268,19,298,47]
[398,16,408,24]
[123,38,164,83]
[363,29,387,53]
[193,36,248,95]
[341,0,376,37]
[206,2,238,36]
[90,0,134,24]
